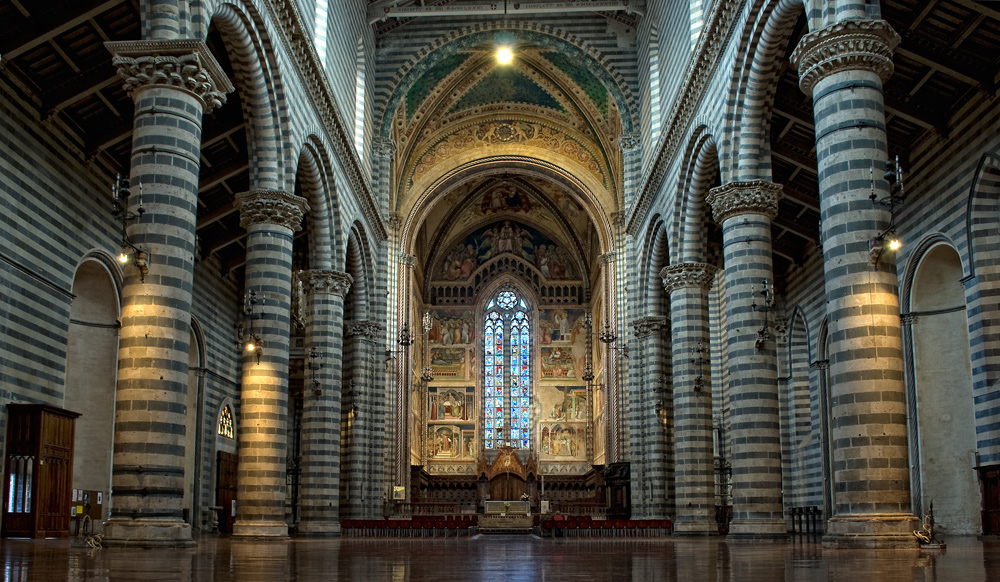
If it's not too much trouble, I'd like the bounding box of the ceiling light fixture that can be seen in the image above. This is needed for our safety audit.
[496,46,513,65]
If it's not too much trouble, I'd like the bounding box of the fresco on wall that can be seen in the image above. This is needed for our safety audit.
[428,424,477,459]
[539,424,585,458]
[540,346,578,378]
[430,347,467,378]
[537,308,586,345]
[429,387,474,421]
[435,220,577,281]
[427,308,475,345]
[544,386,587,421]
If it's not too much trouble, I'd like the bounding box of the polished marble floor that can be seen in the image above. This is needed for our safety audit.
[1,534,998,582]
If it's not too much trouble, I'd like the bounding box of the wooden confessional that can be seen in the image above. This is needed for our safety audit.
[2,404,80,538]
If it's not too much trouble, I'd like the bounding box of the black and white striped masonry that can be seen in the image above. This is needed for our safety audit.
[792,16,919,549]
[706,180,786,537]
[663,262,719,535]
[297,270,352,534]
[231,189,309,539]
[102,39,232,548]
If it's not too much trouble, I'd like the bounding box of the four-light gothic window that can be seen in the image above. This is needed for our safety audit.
[483,288,532,449]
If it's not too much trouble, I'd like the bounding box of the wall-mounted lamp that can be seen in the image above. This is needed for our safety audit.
[348,379,360,418]
[868,156,907,270]
[398,322,414,347]
[110,174,149,282]
[752,280,775,351]
[691,342,706,391]
[420,311,434,382]
[308,346,324,396]
[236,289,265,364]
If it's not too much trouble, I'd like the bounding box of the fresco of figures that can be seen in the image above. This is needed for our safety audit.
[539,424,585,458]
[428,425,477,459]
[435,219,577,282]
[429,387,475,421]
[540,385,587,422]
[430,347,468,378]
[539,346,580,378]
[537,308,586,345]
[426,308,475,346]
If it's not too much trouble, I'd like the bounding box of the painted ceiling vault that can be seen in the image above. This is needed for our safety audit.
[387,31,630,297]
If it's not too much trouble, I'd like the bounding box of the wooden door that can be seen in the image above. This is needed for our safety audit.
[980,465,1000,535]
[216,451,238,533]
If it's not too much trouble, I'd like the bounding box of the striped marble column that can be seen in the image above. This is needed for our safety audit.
[705,180,785,536]
[342,319,383,518]
[297,269,352,534]
[662,262,719,535]
[103,40,231,547]
[792,19,918,548]
[232,189,309,538]
[631,316,670,518]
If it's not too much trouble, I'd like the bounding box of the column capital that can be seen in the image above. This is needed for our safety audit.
[398,252,416,267]
[660,262,719,293]
[346,319,385,341]
[617,132,641,153]
[705,180,781,223]
[810,359,830,370]
[235,190,309,231]
[298,269,353,298]
[600,252,616,264]
[791,19,900,95]
[105,39,235,114]
[632,316,668,339]
[373,137,397,158]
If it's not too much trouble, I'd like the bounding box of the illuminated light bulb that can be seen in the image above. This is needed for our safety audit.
[497,47,513,65]
[118,252,129,264]
[246,341,256,352]
[888,238,901,251]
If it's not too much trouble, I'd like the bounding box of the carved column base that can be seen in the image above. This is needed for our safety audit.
[102,518,195,548]
[232,521,290,539]
[727,518,788,538]
[823,514,920,549]
[672,519,719,536]
[296,520,342,536]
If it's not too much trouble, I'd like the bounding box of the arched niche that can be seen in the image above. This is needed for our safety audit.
[908,242,979,534]
[64,257,120,530]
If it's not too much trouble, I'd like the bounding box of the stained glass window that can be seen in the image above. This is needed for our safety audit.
[218,405,234,438]
[484,288,531,449]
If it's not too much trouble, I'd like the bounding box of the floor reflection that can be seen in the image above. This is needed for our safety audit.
[1,534,997,581]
